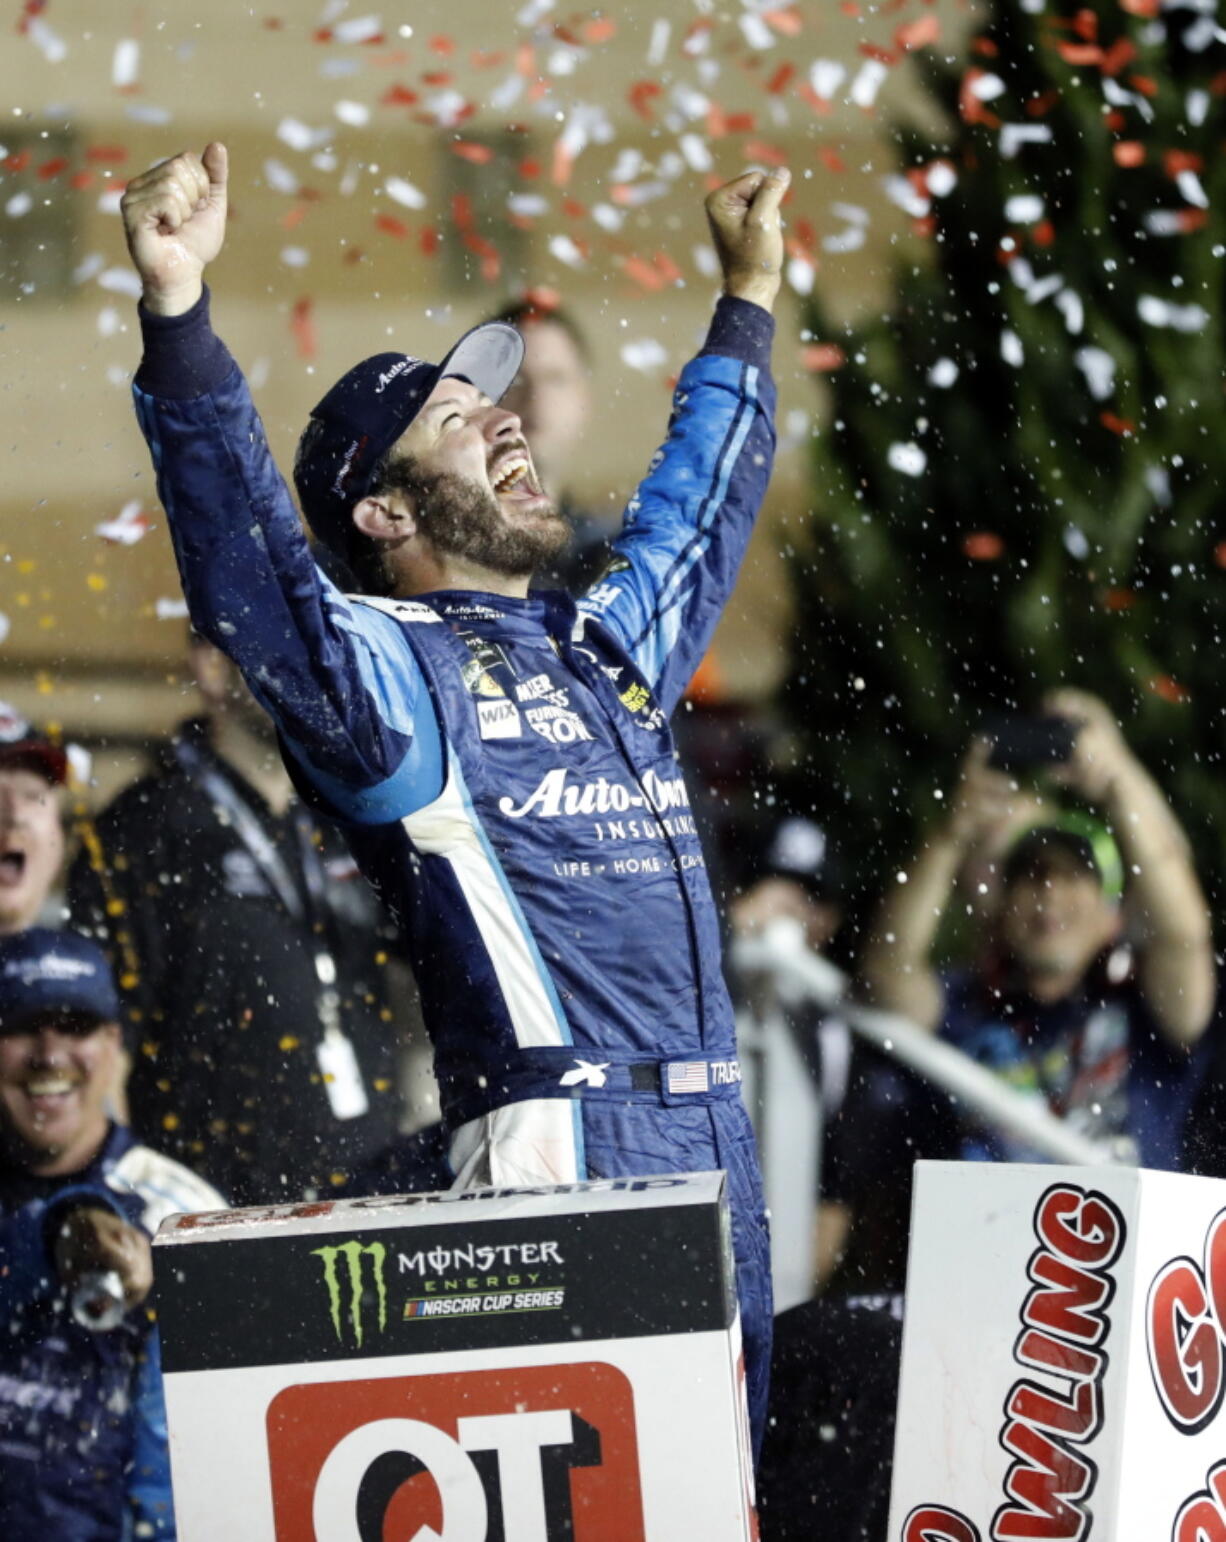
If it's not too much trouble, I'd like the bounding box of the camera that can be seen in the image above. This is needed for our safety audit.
[983,713,1077,773]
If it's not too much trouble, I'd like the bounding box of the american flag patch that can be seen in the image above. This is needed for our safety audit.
[666,1061,709,1095]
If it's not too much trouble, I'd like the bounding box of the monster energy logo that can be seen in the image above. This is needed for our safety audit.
[312,1240,389,1348]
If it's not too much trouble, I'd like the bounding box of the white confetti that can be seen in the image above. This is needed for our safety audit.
[125,103,172,125]
[925,161,958,198]
[1138,296,1209,332]
[810,60,846,100]
[97,306,121,338]
[156,597,190,620]
[1145,466,1172,507]
[263,159,300,195]
[824,225,866,254]
[591,203,624,232]
[507,193,549,217]
[691,244,719,279]
[66,744,92,785]
[1063,525,1090,560]
[1005,194,1045,224]
[927,358,959,388]
[277,118,330,153]
[280,246,310,268]
[249,357,271,390]
[887,442,927,477]
[970,72,1006,101]
[621,339,669,373]
[547,234,586,268]
[647,19,671,66]
[1075,346,1115,400]
[831,202,869,227]
[98,188,124,215]
[680,133,713,173]
[5,192,33,219]
[1182,14,1218,52]
[849,60,888,109]
[1000,329,1025,366]
[489,75,524,112]
[1025,273,1063,305]
[671,84,710,120]
[1187,89,1210,127]
[739,13,775,49]
[610,148,643,184]
[1176,169,1209,208]
[26,18,67,62]
[547,46,581,77]
[1000,123,1053,159]
[786,255,816,295]
[424,90,468,129]
[333,15,382,44]
[883,175,929,218]
[384,176,427,210]
[112,38,140,88]
[0,613,9,647]
[334,100,371,127]
[97,268,143,297]
[97,501,153,545]
[516,0,554,25]
[1054,289,1084,334]
[73,254,105,285]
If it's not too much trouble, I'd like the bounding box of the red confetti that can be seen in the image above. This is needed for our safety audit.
[896,15,941,51]
[429,34,455,55]
[620,254,667,292]
[1026,89,1061,118]
[1120,0,1160,13]
[582,17,616,43]
[628,80,663,121]
[763,8,803,36]
[766,63,795,95]
[971,36,1000,59]
[859,42,898,66]
[801,344,846,372]
[820,148,846,174]
[743,139,788,168]
[518,157,542,179]
[375,213,410,240]
[4,151,31,173]
[1102,588,1136,611]
[70,171,93,191]
[470,50,505,69]
[1099,411,1135,437]
[420,227,440,257]
[421,70,453,86]
[1113,141,1145,166]
[1057,43,1105,67]
[1149,675,1190,704]
[290,297,316,361]
[960,70,1002,128]
[1164,150,1204,176]
[963,532,1004,561]
[1128,74,1158,97]
[86,145,128,164]
[380,84,419,107]
[561,197,586,218]
[452,141,494,164]
[1071,9,1099,42]
[37,157,68,180]
[1214,541,1226,569]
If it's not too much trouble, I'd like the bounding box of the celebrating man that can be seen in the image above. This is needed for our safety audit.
[120,142,786,1448]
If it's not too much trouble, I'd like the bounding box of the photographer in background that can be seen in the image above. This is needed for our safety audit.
[859,688,1214,1168]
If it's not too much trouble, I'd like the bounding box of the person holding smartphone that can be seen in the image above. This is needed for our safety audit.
[856,687,1214,1167]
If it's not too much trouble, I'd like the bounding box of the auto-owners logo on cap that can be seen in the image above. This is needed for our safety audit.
[312,1239,389,1349]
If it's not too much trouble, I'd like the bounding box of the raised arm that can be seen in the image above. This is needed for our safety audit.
[578,169,787,715]
[121,145,442,823]
[858,740,1027,1030]
[1044,688,1215,1046]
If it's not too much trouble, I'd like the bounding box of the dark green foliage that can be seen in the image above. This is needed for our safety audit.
[784,0,1226,913]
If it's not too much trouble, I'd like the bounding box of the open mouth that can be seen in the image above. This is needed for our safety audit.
[0,851,27,886]
[489,451,543,504]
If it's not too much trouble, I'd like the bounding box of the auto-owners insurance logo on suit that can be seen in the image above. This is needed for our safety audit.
[265,1236,646,1540]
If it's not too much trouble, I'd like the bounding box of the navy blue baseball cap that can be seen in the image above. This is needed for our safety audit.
[0,929,121,1032]
[293,321,525,560]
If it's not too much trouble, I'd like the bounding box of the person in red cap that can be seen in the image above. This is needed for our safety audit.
[0,705,71,937]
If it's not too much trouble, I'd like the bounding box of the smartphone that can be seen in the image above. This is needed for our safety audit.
[984,714,1077,773]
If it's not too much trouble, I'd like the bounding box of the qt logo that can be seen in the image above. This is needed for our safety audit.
[267,1362,644,1541]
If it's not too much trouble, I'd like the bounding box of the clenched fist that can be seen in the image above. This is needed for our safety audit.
[704,167,790,313]
[54,1204,154,1310]
[121,142,229,317]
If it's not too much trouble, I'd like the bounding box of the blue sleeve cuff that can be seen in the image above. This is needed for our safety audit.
[701,295,775,374]
[135,285,238,400]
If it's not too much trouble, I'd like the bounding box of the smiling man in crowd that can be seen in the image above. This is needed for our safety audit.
[0,708,70,936]
[0,928,222,1540]
[119,140,786,1452]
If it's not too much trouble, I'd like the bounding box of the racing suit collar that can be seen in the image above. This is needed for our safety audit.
[421,587,579,644]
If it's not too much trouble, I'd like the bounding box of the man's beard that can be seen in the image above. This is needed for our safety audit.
[398,464,571,579]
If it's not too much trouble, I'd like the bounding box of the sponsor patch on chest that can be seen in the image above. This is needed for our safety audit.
[477,698,523,740]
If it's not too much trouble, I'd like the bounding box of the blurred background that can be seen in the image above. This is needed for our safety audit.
[0,0,976,803]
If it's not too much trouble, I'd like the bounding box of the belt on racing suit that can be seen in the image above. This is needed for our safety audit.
[438,1045,745,1127]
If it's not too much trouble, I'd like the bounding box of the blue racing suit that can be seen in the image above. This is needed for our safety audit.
[0,1123,224,1540]
[131,289,777,1450]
